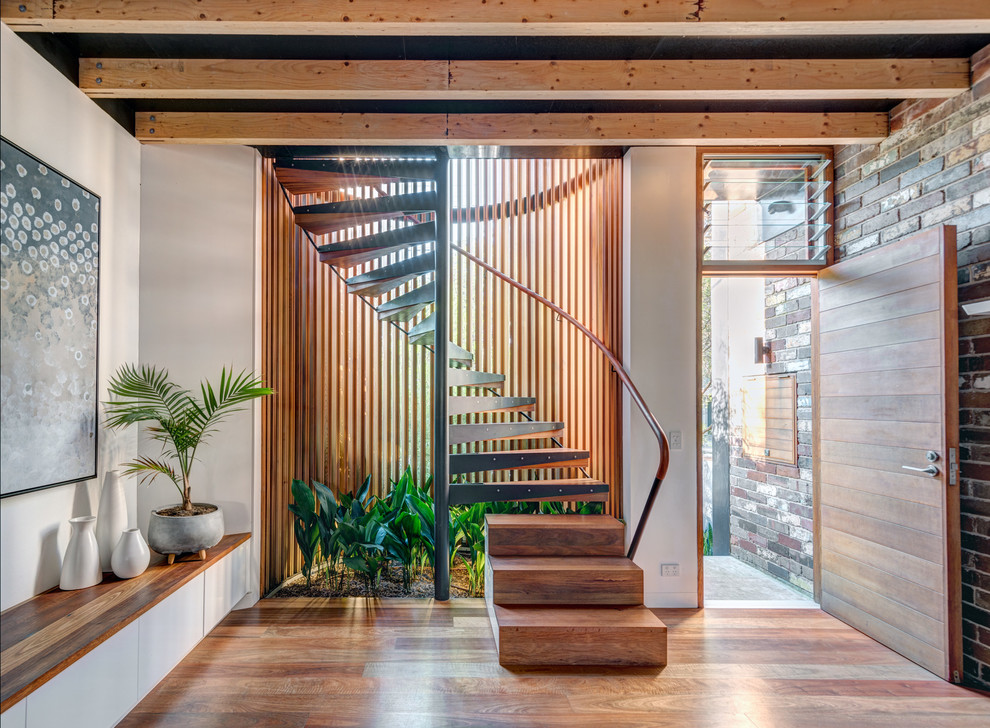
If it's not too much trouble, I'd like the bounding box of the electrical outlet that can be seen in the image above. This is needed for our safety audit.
[661,563,680,577]
[669,430,682,450]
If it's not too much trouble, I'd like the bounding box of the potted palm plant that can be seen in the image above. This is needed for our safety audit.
[104,364,272,563]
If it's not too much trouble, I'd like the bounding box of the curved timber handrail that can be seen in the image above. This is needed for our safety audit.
[451,244,670,561]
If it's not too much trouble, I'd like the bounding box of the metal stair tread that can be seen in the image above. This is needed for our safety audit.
[346,251,435,285]
[317,221,436,268]
[448,342,474,364]
[464,478,605,487]
[449,421,564,444]
[450,447,586,456]
[376,281,435,321]
[295,190,438,217]
[275,159,438,195]
[448,478,607,505]
[448,368,506,388]
[448,395,536,415]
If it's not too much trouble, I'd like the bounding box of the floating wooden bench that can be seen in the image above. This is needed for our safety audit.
[0,533,251,727]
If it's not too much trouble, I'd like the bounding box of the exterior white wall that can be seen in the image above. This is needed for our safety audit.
[138,145,262,603]
[714,276,767,419]
[622,147,699,608]
[0,24,141,611]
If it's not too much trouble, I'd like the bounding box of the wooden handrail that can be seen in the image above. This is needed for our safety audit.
[451,244,670,561]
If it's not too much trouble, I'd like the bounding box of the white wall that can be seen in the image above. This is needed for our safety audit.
[0,23,141,611]
[138,144,262,603]
[622,147,699,608]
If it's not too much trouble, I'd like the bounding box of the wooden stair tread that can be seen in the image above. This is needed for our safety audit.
[487,514,621,530]
[489,605,667,666]
[489,556,640,571]
[488,555,642,605]
[493,604,665,630]
[486,514,624,556]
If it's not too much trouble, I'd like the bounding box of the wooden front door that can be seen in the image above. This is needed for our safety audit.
[815,225,961,681]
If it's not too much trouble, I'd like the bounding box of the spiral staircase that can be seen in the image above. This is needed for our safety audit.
[273,150,668,667]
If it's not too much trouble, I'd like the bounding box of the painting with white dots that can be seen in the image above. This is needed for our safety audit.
[1,139,100,496]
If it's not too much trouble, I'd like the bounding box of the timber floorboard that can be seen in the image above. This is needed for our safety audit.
[119,599,989,728]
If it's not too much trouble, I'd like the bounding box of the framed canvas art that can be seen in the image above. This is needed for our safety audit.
[1,138,101,497]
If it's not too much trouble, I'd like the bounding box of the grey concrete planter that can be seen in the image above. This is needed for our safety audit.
[148,504,224,562]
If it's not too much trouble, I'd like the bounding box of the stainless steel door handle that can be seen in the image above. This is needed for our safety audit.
[902,464,939,476]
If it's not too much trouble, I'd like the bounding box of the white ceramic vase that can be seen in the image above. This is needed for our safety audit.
[111,528,151,579]
[60,516,103,590]
[96,470,127,572]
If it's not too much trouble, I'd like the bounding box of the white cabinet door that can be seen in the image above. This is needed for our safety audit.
[204,542,249,632]
[26,621,139,728]
[0,699,26,728]
[137,573,205,698]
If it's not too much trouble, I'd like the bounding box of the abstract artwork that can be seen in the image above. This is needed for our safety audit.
[1,138,100,496]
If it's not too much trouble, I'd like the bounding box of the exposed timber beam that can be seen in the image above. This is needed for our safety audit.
[134,112,888,145]
[4,0,989,36]
[80,58,971,100]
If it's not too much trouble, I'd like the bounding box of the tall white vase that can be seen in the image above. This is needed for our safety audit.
[111,528,151,579]
[96,470,127,571]
[60,516,103,590]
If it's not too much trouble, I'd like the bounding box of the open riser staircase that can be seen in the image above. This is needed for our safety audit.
[273,151,668,666]
[275,154,607,505]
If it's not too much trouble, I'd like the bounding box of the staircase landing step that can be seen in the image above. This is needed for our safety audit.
[488,555,642,605]
[486,514,625,557]
[490,605,667,666]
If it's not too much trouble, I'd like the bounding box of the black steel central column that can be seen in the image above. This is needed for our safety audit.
[433,149,450,601]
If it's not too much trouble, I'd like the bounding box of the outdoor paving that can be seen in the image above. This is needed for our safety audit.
[704,555,814,604]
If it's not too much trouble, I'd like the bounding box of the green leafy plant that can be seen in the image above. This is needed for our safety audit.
[285,461,610,596]
[380,467,435,589]
[453,503,487,597]
[289,479,321,587]
[332,503,392,593]
[703,522,714,557]
[104,364,272,512]
[312,481,342,588]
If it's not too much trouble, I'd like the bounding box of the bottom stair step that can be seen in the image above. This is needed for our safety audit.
[489,605,667,666]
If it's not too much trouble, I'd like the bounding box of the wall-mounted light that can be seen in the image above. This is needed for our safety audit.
[755,336,772,364]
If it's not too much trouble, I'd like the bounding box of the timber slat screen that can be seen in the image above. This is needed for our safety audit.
[261,157,624,592]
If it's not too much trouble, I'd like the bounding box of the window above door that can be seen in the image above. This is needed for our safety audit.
[700,150,834,276]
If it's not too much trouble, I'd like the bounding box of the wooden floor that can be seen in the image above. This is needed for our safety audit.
[120,599,989,728]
